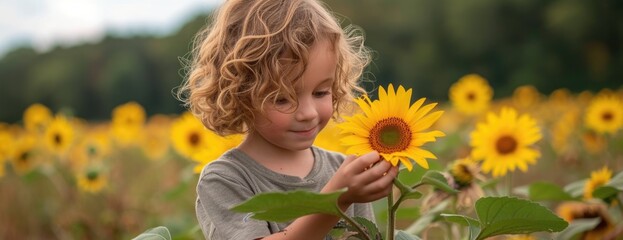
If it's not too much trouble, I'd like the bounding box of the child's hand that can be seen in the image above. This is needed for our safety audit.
[324,151,399,210]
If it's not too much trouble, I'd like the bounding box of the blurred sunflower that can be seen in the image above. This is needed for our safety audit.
[584,94,623,135]
[141,114,172,161]
[0,130,10,177]
[581,130,606,154]
[584,166,612,200]
[512,85,541,110]
[470,107,542,177]
[23,103,53,134]
[423,157,484,212]
[314,119,348,153]
[70,126,111,170]
[44,115,75,157]
[504,235,535,240]
[339,84,445,171]
[171,112,243,165]
[189,134,243,173]
[550,110,579,154]
[76,166,107,193]
[11,133,41,175]
[556,201,615,240]
[449,74,493,115]
[111,101,146,146]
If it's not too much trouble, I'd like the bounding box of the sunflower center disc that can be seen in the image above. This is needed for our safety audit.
[602,112,613,122]
[369,117,412,154]
[189,132,200,146]
[496,135,517,155]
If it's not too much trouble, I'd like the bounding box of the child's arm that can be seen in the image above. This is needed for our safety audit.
[260,151,398,240]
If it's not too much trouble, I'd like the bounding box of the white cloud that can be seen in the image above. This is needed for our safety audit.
[0,0,223,57]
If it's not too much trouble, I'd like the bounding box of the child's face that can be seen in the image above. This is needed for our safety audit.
[249,40,336,151]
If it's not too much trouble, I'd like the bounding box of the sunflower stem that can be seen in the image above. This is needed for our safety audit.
[386,188,395,240]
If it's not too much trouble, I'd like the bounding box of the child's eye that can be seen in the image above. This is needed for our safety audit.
[275,98,290,105]
[313,91,331,98]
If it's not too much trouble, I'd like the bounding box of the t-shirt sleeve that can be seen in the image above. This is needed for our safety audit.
[196,170,271,240]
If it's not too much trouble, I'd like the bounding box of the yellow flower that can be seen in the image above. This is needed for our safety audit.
[314,119,348,153]
[339,84,445,171]
[470,107,542,177]
[423,157,485,212]
[140,114,172,160]
[581,130,606,154]
[556,201,614,240]
[70,125,111,170]
[449,74,493,115]
[449,157,483,187]
[111,101,146,146]
[584,94,623,135]
[23,103,53,134]
[0,130,10,177]
[11,133,41,175]
[550,110,579,154]
[512,85,541,110]
[44,115,75,156]
[189,133,243,173]
[76,167,107,193]
[584,166,612,200]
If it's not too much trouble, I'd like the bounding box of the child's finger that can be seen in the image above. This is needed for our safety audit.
[349,151,380,172]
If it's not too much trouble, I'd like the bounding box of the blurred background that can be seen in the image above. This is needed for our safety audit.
[1,0,622,122]
[1,0,622,239]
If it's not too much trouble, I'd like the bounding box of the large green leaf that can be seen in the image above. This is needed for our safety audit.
[231,189,346,222]
[351,216,381,240]
[475,197,568,240]
[132,226,172,240]
[528,181,574,201]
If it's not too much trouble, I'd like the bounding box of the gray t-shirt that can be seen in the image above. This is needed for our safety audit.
[195,146,375,240]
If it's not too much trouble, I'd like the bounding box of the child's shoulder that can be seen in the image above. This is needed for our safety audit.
[198,149,249,178]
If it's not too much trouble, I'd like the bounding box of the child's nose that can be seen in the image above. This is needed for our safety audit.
[294,99,318,121]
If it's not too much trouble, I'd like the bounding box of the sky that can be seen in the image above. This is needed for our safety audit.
[0,0,224,58]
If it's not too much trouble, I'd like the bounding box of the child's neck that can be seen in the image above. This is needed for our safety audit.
[237,136,315,179]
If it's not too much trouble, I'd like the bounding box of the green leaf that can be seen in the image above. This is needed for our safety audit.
[231,189,345,222]
[475,197,568,240]
[592,186,619,199]
[420,170,459,194]
[441,214,481,240]
[528,181,574,201]
[132,226,172,240]
[395,230,422,240]
[553,218,601,240]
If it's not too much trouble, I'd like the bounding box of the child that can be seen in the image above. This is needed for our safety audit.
[177,0,398,239]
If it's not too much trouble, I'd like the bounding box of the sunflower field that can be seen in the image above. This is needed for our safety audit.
[1,73,622,239]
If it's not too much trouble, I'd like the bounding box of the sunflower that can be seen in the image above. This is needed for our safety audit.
[584,166,612,200]
[76,166,107,193]
[449,74,493,115]
[111,101,146,146]
[584,94,623,135]
[470,107,542,177]
[189,133,243,173]
[11,133,41,175]
[0,130,9,177]
[339,84,444,171]
[423,157,484,212]
[23,103,53,134]
[140,114,172,161]
[581,130,606,154]
[44,115,75,156]
[314,119,348,153]
[550,110,579,154]
[556,201,615,240]
[171,112,243,165]
[70,125,111,170]
[512,85,541,110]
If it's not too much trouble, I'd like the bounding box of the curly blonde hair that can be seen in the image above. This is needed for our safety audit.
[177,0,371,135]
